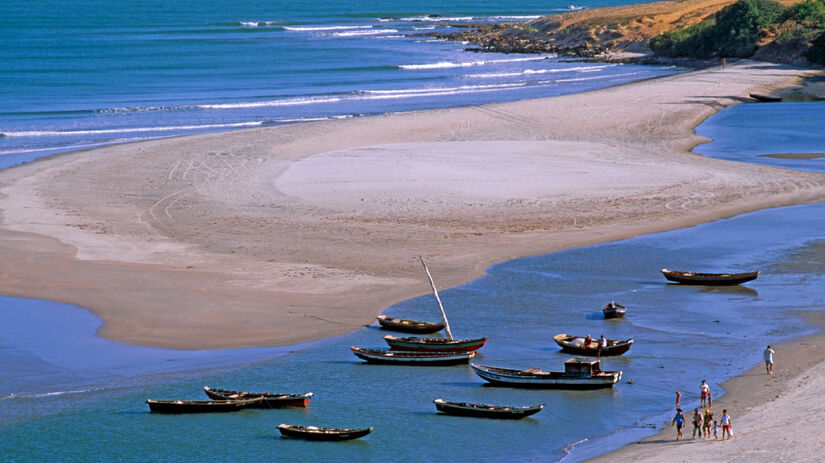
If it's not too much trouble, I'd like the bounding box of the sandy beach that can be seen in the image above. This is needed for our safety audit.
[1,60,824,351]
[588,312,825,463]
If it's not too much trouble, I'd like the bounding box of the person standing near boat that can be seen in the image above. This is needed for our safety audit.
[672,408,686,440]
[598,335,607,357]
[764,345,775,375]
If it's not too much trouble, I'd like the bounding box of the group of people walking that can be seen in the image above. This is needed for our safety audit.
[672,380,731,441]
[670,345,775,441]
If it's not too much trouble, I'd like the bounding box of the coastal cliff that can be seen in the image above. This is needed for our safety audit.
[427,0,820,66]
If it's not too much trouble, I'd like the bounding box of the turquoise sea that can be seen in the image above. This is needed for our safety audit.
[0,0,677,168]
[3,1,825,462]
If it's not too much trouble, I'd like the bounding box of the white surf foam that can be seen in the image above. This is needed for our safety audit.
[400,56,551,70]
[2,121,264,137]
[332,28,398,37]
[284,25,373,32]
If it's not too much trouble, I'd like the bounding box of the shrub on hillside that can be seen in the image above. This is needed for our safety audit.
[807,31,825,64]
[649,0,787,58]
[785,0,825,24]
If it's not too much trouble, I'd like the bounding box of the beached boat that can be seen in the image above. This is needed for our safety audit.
[661,268,760,285]
[553,334,633,356]
[277,424,373,441]
[749,93,782,102]
[383,335,487,352]
[146,397,262,413]
[471,358,621,389]
[350,346,475,365]
[602,301,627,319]
[202,386,313,408]
[433,399,544,419]
[376,315,445,334]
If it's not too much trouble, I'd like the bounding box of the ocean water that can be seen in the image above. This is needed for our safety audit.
[4,1,825,461]
[0,0,676,168]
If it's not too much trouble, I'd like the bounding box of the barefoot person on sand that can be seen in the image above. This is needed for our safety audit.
[764,345,775,375]
[699,379,710,407]
[720,409,733,439]
[702,409,713,439]
[691,408,703,439]
[672,408,686,440]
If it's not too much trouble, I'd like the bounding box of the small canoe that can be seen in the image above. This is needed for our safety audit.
[376,315,445,334]
[553,334,633,356]
[471,359,621,389]
[433,399,544,419]
[602,301,627,319]
[277,424,373,441]
[146,397,262,413]
[383,335,487,352]
[661,268,760,286]
[749,93,782,102]
[203,386,313,408]
[350,346,475,365]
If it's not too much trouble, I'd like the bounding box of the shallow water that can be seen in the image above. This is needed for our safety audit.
[3,199,825,462]
[3,1,825,460]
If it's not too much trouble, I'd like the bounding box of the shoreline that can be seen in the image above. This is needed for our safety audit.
[1,60,824,350]
[587,310,825,462]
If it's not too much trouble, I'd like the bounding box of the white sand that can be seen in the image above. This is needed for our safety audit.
[0,60,823,350]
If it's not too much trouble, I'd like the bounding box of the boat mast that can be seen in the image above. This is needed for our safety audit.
[419,256,454,340]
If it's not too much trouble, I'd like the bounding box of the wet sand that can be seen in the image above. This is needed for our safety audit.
[1,60,824,350]
[588,312,825,462]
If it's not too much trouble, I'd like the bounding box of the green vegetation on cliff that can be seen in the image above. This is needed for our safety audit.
[649,0,825,65]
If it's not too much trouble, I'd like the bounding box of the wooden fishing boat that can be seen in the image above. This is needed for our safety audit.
[350,346,475,365]
[376,315,445,334]
[749,93,782,102]
[146,397,262,413]
[433,399,544,419]
[471,358,621,389]
[277,424,373,441]
[602,301,627,319]
[202,386,313,408]
[553,334,633,356]
[661,268,760,286]
[381,257,487,352]
[383,335,487,352]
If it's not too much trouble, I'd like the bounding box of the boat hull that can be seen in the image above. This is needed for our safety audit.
[471,364,621,389]
[661,269,759,286]
[146,398,262,413]
[383,335,487,352]
[434,399,543,419]
[552,335,633,356]
[277,424,372,441]
[376,315,445,334]
[351,347,474,365]
[203,387,313,408]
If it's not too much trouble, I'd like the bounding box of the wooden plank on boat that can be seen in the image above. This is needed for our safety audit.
[202,386,313,408]
[350,346,474,365]
[376,315,445,334]
[433,399,544,419]
[277,424,372,441]
[661,268,760,285]
[553,334,633,356]
[146,397,263,413]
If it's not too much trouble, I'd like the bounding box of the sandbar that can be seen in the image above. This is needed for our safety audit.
[1,60,824,350]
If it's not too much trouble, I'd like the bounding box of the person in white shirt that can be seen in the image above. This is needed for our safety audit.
[764,345,775,375]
